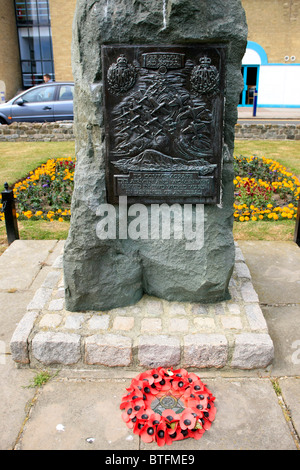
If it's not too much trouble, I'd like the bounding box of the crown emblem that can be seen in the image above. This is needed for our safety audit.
[107,55,137,95]
[190,56,219,95]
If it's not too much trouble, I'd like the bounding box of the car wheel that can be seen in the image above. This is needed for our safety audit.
[0,117,7,125]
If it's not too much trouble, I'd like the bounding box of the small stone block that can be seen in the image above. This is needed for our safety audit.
[231,333,274,369]
[241,281,260,303]
[138,335,180,368]
[113,316,134,331]
[193,317,216,330]
[235,261,251,279]
[32,332,81,365]
[64,314,84,330]
[145,300,164,316]
[191,304,208,315]
[221,316,243,330]
[169,318,189,332]
[87,315,110,330]
[42,271,61,289]
[183,334,228,368]
[141,318,162,332]
[48,298,64,311]
[39,314,62,328]
[228,303,241,315]
[245,304,268,331]
[168,303,187,315]
[10,311,40,363]
[85,334,132,366]
[27,288,52,311]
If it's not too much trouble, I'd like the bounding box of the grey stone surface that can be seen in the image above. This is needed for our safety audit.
[87,314,110,330]
[245,303,268,331]
[138,335,181,368]
[2,240,300,450]
[231,333,274,369]
[10,311,39,363]
[11,242,275,370]
[238,240,300,305]
[32,332,81,365]
[26,287,52,311]
[280,378,300,439]
[183,334,228,368]
[63,0,248,311]
[85,334,132,366]
[0,240,57,291]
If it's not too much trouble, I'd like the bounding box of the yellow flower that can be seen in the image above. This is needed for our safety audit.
[58,217,64,222]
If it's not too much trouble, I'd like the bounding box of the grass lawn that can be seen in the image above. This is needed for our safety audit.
[0,141,75,187]
[0,139,299,252]
[234,140,300,177]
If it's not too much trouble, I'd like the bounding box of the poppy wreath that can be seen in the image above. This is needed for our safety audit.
[120,367,216,446]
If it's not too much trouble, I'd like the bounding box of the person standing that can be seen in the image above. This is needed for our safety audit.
[43,74,52,83]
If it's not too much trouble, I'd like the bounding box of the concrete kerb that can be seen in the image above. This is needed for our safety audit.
[9,242,275,371]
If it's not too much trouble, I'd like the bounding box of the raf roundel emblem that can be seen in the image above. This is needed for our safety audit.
[107,54,137,95]
[191,56,220,95]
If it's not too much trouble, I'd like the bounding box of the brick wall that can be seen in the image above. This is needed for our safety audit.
[0,0,22,100]
[49,0,76,81]
[242,0,300,63]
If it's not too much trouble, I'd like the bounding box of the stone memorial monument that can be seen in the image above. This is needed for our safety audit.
[63,0,248,312]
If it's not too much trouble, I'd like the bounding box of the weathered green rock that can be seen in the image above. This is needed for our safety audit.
[63,0,248,311]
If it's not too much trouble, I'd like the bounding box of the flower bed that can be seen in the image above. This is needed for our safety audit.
[0,155,299,224]
[0,157,74,222]
[233,155,300,222]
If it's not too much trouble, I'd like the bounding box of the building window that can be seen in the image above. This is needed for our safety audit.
[15,0,55,88]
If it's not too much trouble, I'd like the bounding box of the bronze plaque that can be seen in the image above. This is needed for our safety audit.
[102,44,226,204]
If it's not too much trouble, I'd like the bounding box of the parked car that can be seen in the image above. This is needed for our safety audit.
[0,82,74,124]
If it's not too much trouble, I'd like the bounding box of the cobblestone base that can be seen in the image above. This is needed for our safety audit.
[10,243,274,370]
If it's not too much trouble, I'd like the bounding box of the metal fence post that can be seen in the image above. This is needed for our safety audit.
[294,198,300,247]
[1,182,20,245]
[253,89,258,117]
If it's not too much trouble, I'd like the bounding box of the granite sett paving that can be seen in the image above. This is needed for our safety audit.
[0,240,299,450]
[9,241,275,371]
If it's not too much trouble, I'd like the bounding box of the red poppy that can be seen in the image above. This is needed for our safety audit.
[140,422,156,443]
[162,408,179,424]
[156,423,173,447]
[179,409,197,430]
[188,426,206,440]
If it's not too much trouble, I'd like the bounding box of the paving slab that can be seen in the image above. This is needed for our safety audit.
[14,379,139,450]
[0,240,58,291]
[279,378,300,440]
[0,357,36,450]
[140,377,297,450]
[14,376,296,450]
[263,305,300,377]
[238,241,300,305]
